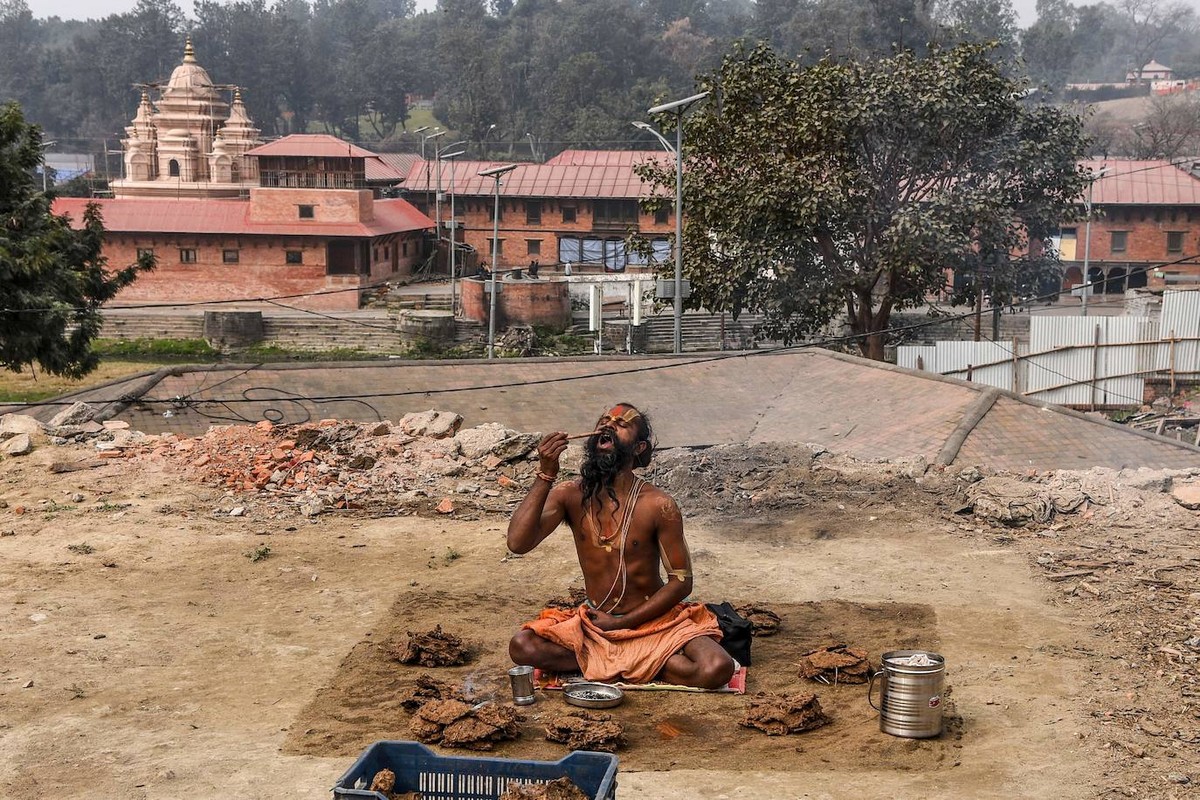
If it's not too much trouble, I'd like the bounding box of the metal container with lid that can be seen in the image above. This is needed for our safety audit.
[867,650,945,739]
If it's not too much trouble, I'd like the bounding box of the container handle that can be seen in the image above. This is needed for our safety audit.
[867,670,884,711]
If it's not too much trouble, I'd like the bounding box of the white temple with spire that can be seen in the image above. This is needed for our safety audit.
[114,38,262,199]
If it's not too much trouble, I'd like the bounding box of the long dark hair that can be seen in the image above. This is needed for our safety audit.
[580,404,654,512]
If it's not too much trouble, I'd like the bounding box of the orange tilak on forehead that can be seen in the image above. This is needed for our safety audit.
[600,406,641,425]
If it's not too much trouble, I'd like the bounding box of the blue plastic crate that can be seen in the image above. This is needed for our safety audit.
[332,740,618,800]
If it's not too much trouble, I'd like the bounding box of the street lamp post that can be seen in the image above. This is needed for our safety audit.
[39,140,58,192]
[479,164,519,358]
[644,91,709,355]
[1081,166,1108,318]
[433,138,466,274]
[440,149,466,317]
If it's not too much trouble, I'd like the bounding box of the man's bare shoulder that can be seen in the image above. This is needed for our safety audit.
[638,482,681,519]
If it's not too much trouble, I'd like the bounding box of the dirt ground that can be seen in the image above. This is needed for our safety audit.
[0,426,1196,799]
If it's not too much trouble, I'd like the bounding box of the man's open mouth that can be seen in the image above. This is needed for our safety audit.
[596,429,616,449]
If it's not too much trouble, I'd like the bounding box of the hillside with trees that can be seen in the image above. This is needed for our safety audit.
[2,0,1198,164]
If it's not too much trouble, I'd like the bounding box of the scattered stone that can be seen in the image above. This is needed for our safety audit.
[1166,773,1191,785]
[101,420,130,430]
[48,402,96,429]
[0,414,43,439]
[369,422,392,436]
[22,679,33,688]
[391,625,471,667]
[1170,482,1200,510]
[797,644,871,684]
[544,710,624,752]
[740,692,830,735]
[298,498,323,517]
[229,506,246,517]
[736,604,781,636]
[499,777,589,800]
[435,498,455,514]
[455,423,513,460]
[69,493,84,503]
[401,410,462,439]
[491,433,541,463]
[2,434,32,456]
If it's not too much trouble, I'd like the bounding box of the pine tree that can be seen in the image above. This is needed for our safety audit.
[0,102,153,379]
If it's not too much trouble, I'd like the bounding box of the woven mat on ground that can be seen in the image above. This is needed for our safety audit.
[533,664,747,694]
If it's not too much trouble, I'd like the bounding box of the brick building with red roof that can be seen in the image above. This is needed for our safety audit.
[401,149,676,275]
[1059,159,1200,294]
[54,134,433,311]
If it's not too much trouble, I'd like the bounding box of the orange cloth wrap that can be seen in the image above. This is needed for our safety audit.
[522,602,722,684]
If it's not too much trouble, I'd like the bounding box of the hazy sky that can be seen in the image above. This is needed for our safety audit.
[30,0,1045,25]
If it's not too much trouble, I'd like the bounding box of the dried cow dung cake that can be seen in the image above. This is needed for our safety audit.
[499,777,590,800]
[735,604,782,636]
[544,709,625,752]
[741,691,830,735]
[369,768,396,794]
[397,673,462,711]
[392,625,471,667]
[409,699,522,750]
[796,644,871,685]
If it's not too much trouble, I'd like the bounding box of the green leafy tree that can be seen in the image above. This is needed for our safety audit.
[0,103,152,378]
[637,43,1089,360]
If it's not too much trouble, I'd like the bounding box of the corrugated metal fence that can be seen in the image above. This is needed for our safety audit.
[897,290,1200,408]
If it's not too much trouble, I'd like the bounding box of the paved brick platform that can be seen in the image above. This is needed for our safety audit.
[13,349,1199,470]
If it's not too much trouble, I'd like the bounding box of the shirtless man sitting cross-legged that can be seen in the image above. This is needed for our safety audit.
[507,402,735,690]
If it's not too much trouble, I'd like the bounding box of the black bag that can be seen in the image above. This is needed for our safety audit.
[706,601,753,667]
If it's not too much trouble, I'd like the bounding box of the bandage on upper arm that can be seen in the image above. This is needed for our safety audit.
[659,539,693,581]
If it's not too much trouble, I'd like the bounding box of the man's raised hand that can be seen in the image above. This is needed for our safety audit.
[537,431,569,477]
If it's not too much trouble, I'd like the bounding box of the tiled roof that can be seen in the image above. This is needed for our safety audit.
[369,152,421,183]
[52,196,433,238]
[400,156,670,199]
[245,134,380,159]
[545,149,672,167]
[1083,159,1200,205]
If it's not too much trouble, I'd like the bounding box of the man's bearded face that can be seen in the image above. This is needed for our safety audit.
[585,422,636,474]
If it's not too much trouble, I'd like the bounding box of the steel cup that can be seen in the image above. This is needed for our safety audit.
[508,665,536,706]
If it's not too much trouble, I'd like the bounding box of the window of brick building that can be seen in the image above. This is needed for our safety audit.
[526,239,541,256]
[286,250,303,264]
[488,203,504,222]
[655,207,669,225]
[1168,231,1185,253]
[526,201,542,224]
[1110,231,1128,253]
[223,249,239,264]
[298,205,315,219]
[562,206,577,223]
[137,248,154,259]
[487,238,505,256]
[179,248,197,263]
[593,199,639,225]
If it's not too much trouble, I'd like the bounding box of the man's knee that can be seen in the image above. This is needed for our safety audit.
[509,630,536,664]
[695,650,736,690]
